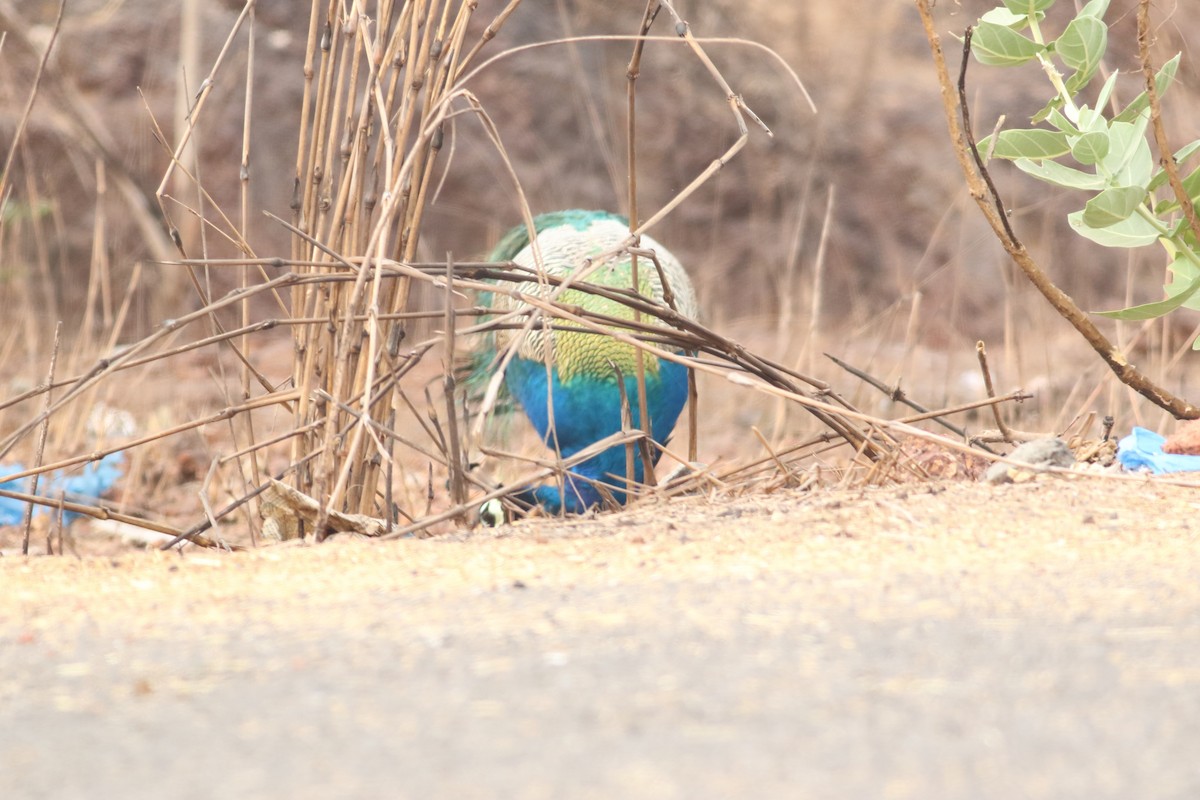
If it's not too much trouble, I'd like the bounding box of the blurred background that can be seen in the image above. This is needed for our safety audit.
[1,0,1199,534]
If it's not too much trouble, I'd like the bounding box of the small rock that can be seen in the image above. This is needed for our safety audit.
[985,438,1075,484]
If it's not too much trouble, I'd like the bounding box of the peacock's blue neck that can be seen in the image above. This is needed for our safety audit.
[505,354,689,512]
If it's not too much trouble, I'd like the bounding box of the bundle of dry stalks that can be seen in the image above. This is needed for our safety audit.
[276,0,884,538]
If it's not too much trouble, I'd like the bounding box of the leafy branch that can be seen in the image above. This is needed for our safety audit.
[913,0,1199,419]
[972,0,1200,331]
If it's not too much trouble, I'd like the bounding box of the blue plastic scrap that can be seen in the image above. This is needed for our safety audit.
[1117,427,1200,474]
[0,452,125,526]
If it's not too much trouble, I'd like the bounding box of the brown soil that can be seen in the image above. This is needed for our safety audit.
[6,474,1195,619]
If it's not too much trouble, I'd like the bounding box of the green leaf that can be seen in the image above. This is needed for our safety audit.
[1093,69,1120,114]
[1175,139,1200,166]
[1102,118,1154,187]
[1184,166,1200,201]
[1055,15,1107,73]
[979,128,1070,160]
[980,8,1028,28]
[1057,15,1108,95]
[1095,286,1199,320]
[1046,107,1080,134]
[1096,254,1200,320]
[1031,97,1064,125]
[1003,0,1056,13]
[1015,158,1106,190]
[1114,54,1181,123]
[971,21,1045,66]
[1068,208,1161,247]
[1123,138,1154,187]
[1166,255,1200,311]
[1066,66,1098,96]
[1154,164,1200,214]
[1075,106,1107,133]
[1082,186,1147,227]
[1078,0,1112,19]
[1070,131,1109,165]
[1150,140,1200,193]
[1181,223,1200,252]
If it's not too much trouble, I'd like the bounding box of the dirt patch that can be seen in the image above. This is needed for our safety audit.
[5,474,1196,621]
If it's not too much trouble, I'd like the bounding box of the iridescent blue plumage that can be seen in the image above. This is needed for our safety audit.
[473,210,699,514]
[504,354,691,512]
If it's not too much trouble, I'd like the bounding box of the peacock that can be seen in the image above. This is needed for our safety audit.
[468,209,699,515]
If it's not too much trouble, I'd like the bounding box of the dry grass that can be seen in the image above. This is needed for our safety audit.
[0,0,1197,554]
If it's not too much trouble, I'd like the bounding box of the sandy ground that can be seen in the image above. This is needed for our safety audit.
[2,475,1199,799]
